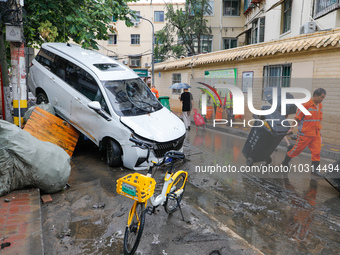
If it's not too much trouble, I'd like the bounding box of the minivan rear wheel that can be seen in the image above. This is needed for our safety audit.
[36,91,49,104]
[106,139,122,167]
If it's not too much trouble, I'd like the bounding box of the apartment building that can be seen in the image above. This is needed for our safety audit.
[96,0,253,82]
[96,0,185,83]
[241,0,340,44]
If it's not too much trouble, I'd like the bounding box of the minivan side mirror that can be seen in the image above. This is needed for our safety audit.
[88,101,102,111]
[87,101,111,121]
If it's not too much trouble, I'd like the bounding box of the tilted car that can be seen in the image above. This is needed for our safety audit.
[27,43,186,170]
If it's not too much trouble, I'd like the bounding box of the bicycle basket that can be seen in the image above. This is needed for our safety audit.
[116,173,156,202]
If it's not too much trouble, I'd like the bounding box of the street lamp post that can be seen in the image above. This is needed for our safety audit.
[136,14,154,87]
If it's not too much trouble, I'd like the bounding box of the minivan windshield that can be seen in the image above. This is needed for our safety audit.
[103,78,163,116]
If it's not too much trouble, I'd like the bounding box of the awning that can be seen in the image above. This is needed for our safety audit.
[266,0,285,13]
[236,28,251,38]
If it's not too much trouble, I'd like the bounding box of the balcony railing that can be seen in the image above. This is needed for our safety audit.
[244,0,264,14]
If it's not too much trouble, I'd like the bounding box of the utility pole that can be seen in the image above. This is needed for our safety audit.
[5,0,27,127]
[0,1,13,122]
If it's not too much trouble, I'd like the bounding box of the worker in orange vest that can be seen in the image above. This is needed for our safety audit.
[282,88,326,172]
[151,85,159,99]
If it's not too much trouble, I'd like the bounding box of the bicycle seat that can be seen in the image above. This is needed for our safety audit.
[165,150,185,160]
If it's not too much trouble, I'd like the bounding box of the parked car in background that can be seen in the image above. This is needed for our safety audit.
[27,43,186,170]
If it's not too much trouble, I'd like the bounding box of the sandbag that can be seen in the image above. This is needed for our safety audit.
[0,120,71,196]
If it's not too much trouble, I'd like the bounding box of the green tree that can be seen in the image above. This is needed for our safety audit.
[23,0,135,49]
[0,0,135,119]
[155,0,212,61]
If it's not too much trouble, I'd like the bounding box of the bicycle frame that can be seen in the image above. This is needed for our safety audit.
[127,201,141,226]
[146,170,187,207]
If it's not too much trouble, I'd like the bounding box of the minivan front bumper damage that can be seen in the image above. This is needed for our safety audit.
[123,133,186,170]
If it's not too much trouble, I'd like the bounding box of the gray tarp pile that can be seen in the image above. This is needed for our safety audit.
[23,102,55,123]
[0,120,71,197]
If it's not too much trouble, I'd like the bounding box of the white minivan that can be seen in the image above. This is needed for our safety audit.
[27,43,186,170]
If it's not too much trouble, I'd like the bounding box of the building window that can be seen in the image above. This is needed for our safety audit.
[223,0,240,16]
[314,0,339,18]
[108,35,117,45]
[131,11,140,22]
[223,38,237,49]
[204,1,214,16]
[282,0,292,34]
[154,11,164,22]
[129,56,141,67]
[263,64,291,98]
[194,35,213,53]
[131,34,140,45]
[251,17,265,44]
[172,73,182,95]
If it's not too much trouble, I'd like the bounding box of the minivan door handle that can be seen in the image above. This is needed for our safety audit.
[75,97,81,102]
[50,77,55,81]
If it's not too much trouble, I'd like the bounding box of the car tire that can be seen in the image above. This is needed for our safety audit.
[106,138,122,167]
[36,91,49,104]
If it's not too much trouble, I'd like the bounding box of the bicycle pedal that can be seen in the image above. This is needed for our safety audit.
[144,206,154,215]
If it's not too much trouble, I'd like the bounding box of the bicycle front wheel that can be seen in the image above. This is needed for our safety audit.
[124,202,145,255]
[164,172,187,214]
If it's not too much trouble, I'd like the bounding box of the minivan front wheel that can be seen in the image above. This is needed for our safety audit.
[106,139,122,167]
[36,91,49,104]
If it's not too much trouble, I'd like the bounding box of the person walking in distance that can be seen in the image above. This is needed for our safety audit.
[282,88,326,172]
[180,88,193,130]
[224,91,234,126]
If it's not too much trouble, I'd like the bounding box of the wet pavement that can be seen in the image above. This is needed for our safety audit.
[184,128,340,255]
[3,126,339,254]
[40,139,263,255]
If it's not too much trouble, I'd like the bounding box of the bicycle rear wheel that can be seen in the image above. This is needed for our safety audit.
[124,202,145,255]
[164,172,187,214]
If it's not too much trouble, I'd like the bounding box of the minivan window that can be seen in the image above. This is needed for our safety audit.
[103,78,162,116]
[53,54,110,114]
[36,49,56,71]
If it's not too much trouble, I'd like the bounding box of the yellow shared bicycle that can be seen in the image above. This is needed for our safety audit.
[116,137,188,255]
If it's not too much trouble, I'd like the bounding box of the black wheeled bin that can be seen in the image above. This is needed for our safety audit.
[242,110,290,166]
[242,88,297,166]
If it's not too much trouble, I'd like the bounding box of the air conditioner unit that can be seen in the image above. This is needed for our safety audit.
[145,63,151,68]
[300,22,316,34]
[122,60,128,65]
[134,22,139,27]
